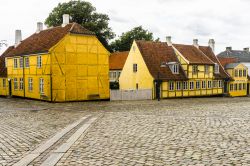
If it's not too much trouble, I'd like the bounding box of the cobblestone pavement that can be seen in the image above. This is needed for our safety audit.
[0,97,250,165]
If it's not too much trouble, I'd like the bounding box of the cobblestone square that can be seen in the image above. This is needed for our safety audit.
[0,97,250,165]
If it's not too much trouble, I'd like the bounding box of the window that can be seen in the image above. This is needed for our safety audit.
[239,70,242,77]
[202,81,206,89]
[192,65,198,74]
[243,83,246,90]
[14,58,18,68]
[234,84,238,91]
[234,69,238,77]
[28,78,33,91]
[176,81,182,90]
[169,81,174,91]
[205,65,209,74]
[239,83,242,90]
[172,64,179,74]
[183,81,188,90]
[20,78,24,90]
[230,84,233,91]
[133,46,136,52]
[196,81,200,89]
[189,81,194,90]
[207,81,212,89]
[39,78,44,93]
[214,63,219,74]
[118,71,121,78]
[3,79,6,88]
[243,70,247,77]
[213,81,218,88]
[37,56,42,68]
[25,57,30,68]
[19,57,23,68]
[218,80,222,88]
[14,78,18,90]
[133,64,137,72]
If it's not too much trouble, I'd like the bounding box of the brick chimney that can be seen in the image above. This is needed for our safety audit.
[62,14,70,27]
[243,47,249,53]
[15,30,22,47]
[193,39,199,48]
[36,22,43,33]
[166,36,172,46]
[208,39,215,53]
[226,47,232,51]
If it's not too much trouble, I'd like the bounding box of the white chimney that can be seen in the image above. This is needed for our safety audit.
[15,30,22,47]
[62,14,70,27]
[36,22,43,33]
[166,36,172,46]
[193,39,199,48]
[208,39,215,53]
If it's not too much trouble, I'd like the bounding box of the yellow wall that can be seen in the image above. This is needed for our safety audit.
[226,64,248,97]
[119,41,154,91]
[0,77,8,96]
[119,41,224,100]
[5,34,110,102]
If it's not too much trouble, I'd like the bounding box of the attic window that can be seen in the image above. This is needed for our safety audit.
[214,63,219,74]
[169,63,179,74]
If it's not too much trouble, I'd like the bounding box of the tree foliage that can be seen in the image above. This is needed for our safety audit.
[45,0,115,51]
[110,26,157,52]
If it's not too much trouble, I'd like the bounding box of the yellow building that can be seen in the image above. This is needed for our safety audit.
[119,38,229,99]
[4,16,110,102]
[224,63,248,97]
[0,46,14,96]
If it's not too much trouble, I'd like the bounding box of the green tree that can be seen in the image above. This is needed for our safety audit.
[110,26,157,52]
[45,0,115,51]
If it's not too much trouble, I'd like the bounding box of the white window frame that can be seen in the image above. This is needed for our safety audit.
[19,78,24,90]
[213,80,218,88]
[189,81,194,90]
[172,64,179,74]
[196,80,200,89]
[14,78,18,90]
[19,57,23,68]
[207,80,212,89]
[169,81,174,91]
[14,58,18,69]
[28,78,33,91]
[218,80,222,88]
[176,81,182,90]
[214,63,219,74]
[37,56,42,68]
[39,78,44,94]
[183,81,188,90]
[192,65,198,74]
[202,81,206,89]
[25,57,30,68]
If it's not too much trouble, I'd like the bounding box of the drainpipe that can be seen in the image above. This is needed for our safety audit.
[23,57,25,98]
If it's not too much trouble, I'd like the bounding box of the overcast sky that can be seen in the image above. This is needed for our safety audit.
[0,0,250,54]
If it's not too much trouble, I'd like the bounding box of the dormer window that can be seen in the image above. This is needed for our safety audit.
[214,63,219,74]
[169,63,179,74]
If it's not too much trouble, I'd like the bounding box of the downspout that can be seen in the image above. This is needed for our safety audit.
[23,57,25,98]
[49,52,53,102]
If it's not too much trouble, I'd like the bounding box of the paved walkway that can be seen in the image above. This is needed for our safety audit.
[0,97,250,165]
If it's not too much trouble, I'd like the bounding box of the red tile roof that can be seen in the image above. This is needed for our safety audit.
[0,46,14,77]
[217,57,238,67]
[6,23,95,57]
[109,51,129,70]
[199,46,229,79]
[136,41,187,81]
[173,44,214,65]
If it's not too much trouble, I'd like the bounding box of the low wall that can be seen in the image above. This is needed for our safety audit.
[110,89,152,101]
